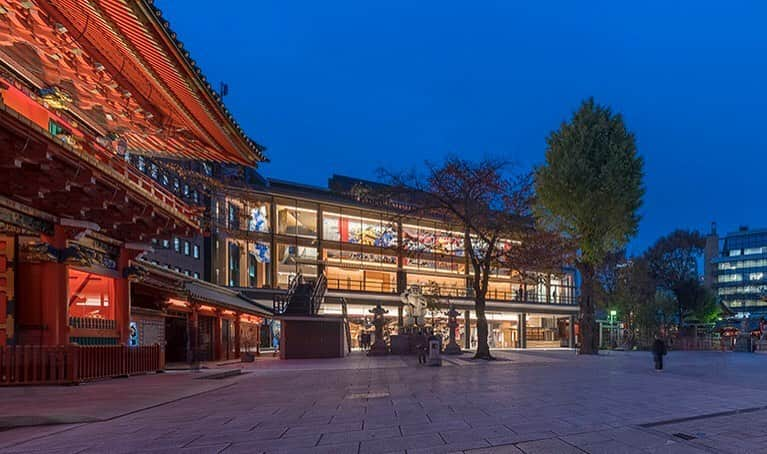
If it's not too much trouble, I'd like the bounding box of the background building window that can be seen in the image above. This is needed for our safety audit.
[173,237,180,252]
[228,203,240,230]
[276,204,317,238]
[193,244,200,259]
[184,241,191,256]
[229,242,241,287]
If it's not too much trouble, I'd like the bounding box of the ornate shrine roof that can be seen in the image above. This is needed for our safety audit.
[0,0,264,165]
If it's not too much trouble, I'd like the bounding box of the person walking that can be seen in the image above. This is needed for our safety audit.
[416,341,427,365]
[652,334,667,371]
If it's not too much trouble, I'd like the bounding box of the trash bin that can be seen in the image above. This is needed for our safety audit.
[427,339,442,367]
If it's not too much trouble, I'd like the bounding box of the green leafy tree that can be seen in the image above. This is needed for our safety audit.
[535,98,645,354]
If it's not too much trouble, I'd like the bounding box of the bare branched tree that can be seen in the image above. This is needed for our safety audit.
[381,156,534,360]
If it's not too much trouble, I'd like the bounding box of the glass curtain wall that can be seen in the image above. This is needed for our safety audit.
[276,199,319,288]
[322,208,397,293]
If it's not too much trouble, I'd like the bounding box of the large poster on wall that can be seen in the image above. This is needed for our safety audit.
[248,205,269,233]
[250,242,270,263]
[403,226,463,256]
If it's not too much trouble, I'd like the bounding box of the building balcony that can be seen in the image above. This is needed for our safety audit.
[324,277,577,305]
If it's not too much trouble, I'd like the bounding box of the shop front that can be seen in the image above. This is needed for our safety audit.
[321,294,578,351]
[129,262,271,364]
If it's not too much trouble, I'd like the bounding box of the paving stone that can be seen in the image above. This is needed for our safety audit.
[465,444,525,453]
[359,433,445,453]
[516,438,583,453]
[440,424,514,443]
[9,351,767,454]
[318,426,402,444]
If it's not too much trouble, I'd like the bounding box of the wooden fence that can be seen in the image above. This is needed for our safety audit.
[0,344,164,386]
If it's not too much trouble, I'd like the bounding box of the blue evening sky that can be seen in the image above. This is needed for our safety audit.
[158,1,766,253]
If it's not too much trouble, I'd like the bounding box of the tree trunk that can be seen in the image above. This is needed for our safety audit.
[578,262,599,354]
[473,296,494,360]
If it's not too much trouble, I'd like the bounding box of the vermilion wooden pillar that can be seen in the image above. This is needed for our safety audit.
[16,226,69,345]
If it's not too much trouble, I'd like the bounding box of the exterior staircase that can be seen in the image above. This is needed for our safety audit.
[273,273,327,316]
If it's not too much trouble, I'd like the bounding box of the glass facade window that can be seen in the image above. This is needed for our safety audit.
[276,244,317,287]
[402,223,464,255]
[718,259,767,270]
[229,242,241,287]
[277,205,317,238]
[324,249,397,268]
[407,273,466,298]
[228,203,240,230]
[402,256,465,274]
[325,266,396,293]
[248,204,270,233]
[323,212,397,247]
[248,254,258,287]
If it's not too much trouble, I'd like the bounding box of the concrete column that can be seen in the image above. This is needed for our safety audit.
[464,310,471,349]
[213,312,223,361]
[188,306,199,365]
[518,313,527,348]
[568,314,575,348]
[234,314,241,357]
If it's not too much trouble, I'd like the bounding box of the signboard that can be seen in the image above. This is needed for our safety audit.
[128,321,139,346]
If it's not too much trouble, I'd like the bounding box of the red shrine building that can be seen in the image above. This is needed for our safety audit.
[0,0,268,380]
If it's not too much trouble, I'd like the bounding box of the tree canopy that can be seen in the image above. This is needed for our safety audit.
[535,98,644,354]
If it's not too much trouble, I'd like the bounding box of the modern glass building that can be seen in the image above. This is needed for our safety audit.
[709,226,767,317]
[213,174,579,349]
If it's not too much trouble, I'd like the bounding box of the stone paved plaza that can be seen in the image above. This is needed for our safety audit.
[3,350,767,453]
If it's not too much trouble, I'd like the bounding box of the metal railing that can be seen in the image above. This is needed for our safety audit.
[324,277,577,305]
[273,271,302,314]
[310,274,327,315]
[326,278,398,294]
[69,317,117,330]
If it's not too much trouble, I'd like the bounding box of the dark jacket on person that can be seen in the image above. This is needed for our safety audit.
[652,339,667,357]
